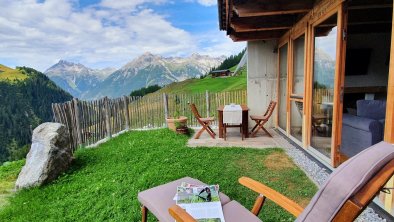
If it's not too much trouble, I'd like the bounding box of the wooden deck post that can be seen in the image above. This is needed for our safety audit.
[123,96,130,130]
[73,98,83,146]
[205,90,210,117]
[104,97,112,138]
[163,93,169,125]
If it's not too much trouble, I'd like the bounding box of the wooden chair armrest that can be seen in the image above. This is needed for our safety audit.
[168,205,197,222]
[239,177,304,217]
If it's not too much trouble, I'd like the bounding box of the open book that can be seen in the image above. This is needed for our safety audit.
[175,182,225,222]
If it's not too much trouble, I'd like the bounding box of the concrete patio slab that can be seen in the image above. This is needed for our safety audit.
[187,127,282,148]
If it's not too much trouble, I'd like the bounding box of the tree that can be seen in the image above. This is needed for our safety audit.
[130,85,162,97]
[212,49,246,71]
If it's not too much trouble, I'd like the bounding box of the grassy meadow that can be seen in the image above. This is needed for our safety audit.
[0,65,29,82]
[0,129,316,221]
[156,66,246,94]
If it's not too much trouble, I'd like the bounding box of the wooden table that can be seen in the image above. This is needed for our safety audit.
[217,105,249,138]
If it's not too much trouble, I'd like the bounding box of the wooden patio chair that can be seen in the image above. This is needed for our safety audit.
[250,101,277,137]
[168,141,394,222]
[190,103,216,139]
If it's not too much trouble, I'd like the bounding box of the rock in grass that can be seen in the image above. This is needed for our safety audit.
[16,123,72,189]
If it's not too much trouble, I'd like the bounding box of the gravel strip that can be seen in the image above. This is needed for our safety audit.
[273,131,386,222]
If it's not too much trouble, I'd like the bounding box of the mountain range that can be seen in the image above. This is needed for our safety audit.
[45,52,225,100]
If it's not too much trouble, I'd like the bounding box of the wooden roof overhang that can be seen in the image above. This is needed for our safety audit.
[218,0,393,42]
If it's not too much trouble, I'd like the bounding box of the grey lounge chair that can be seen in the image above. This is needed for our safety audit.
[167,141,394,222]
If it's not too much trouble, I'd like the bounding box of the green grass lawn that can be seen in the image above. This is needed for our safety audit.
[0,129,317,221]
[0,65,29,82]
[157,66,246,94]
[0,160,24,208]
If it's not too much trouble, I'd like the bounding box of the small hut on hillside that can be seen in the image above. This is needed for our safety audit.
[210,69,231,78]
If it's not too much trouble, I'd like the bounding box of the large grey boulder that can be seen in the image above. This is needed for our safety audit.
[16,122,72,189]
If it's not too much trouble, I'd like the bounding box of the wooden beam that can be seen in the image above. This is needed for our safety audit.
[232,24,291,32]
[231,15,296,32]
[348,4,392,10]
[384,1,394,145]
[230,30,285,41]
[384,2,394,214]
[348,0,393,11]
[233,1,313,17]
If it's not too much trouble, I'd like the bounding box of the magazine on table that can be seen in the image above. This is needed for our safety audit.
[174,182,225,222]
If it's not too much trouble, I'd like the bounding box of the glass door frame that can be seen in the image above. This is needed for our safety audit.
[306,3,347,167]
[288,30,307,147]
[277,37,290,135]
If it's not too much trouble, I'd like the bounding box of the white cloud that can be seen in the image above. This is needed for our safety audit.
[100,0,166,11]
[196,0,216,7]
[195,31,246,57]
[0,0,195,71]
[0,0,239,71]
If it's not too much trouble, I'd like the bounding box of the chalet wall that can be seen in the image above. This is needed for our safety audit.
[345,33,391,88]
[247,40,278,128]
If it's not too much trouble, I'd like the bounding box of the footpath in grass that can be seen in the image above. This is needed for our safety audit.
[0,129,317,221]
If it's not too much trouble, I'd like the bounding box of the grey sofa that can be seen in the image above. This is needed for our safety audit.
[341,100,386,157]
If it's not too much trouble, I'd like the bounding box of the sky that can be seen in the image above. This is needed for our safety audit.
[0,0,245,71]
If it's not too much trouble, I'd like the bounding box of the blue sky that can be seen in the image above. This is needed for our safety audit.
[0,0,245,71]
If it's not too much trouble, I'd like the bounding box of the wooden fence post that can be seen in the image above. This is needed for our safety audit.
[73,98,83,146]
[205,90,210,117]
[123,96,130,130]
[104,97,112,138]
[163,93,169,125]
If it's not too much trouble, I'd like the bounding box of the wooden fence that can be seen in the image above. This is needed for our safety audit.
[52,89,247,152]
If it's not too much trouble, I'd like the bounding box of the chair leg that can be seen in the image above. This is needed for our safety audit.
[141,205,148,222]
[224,124,227,141]
[261,126,272,137]
[251,120,260,132]
[207,128,216,139]
[251,195,266,216]
[207,125,216,135]
[194,127,205,139]
[251,124,261,137]
[241,126,244,141]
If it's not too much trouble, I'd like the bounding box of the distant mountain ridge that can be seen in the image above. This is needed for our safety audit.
[45,60,115,98]
[45,52,225,100]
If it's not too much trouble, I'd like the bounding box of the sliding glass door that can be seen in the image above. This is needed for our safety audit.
[310,14,338,158]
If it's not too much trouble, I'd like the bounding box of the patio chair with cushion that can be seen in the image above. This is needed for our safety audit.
[190,103,216,139]
[250,101,277,137]
[166,141,394,222]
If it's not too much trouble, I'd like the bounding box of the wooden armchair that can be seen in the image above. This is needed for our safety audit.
[169,142,394,222]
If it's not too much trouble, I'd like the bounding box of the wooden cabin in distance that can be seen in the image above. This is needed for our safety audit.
[210,69,232,78]
[218,0,394,217]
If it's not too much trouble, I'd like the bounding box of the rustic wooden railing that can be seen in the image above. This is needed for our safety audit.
[52,90,247,152]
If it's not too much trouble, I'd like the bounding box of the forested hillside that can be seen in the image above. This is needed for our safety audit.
[210,49,246,71]
[0,66,72,163]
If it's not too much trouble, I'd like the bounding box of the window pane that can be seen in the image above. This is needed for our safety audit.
[279,44,288,130]
[293,35,305,95]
